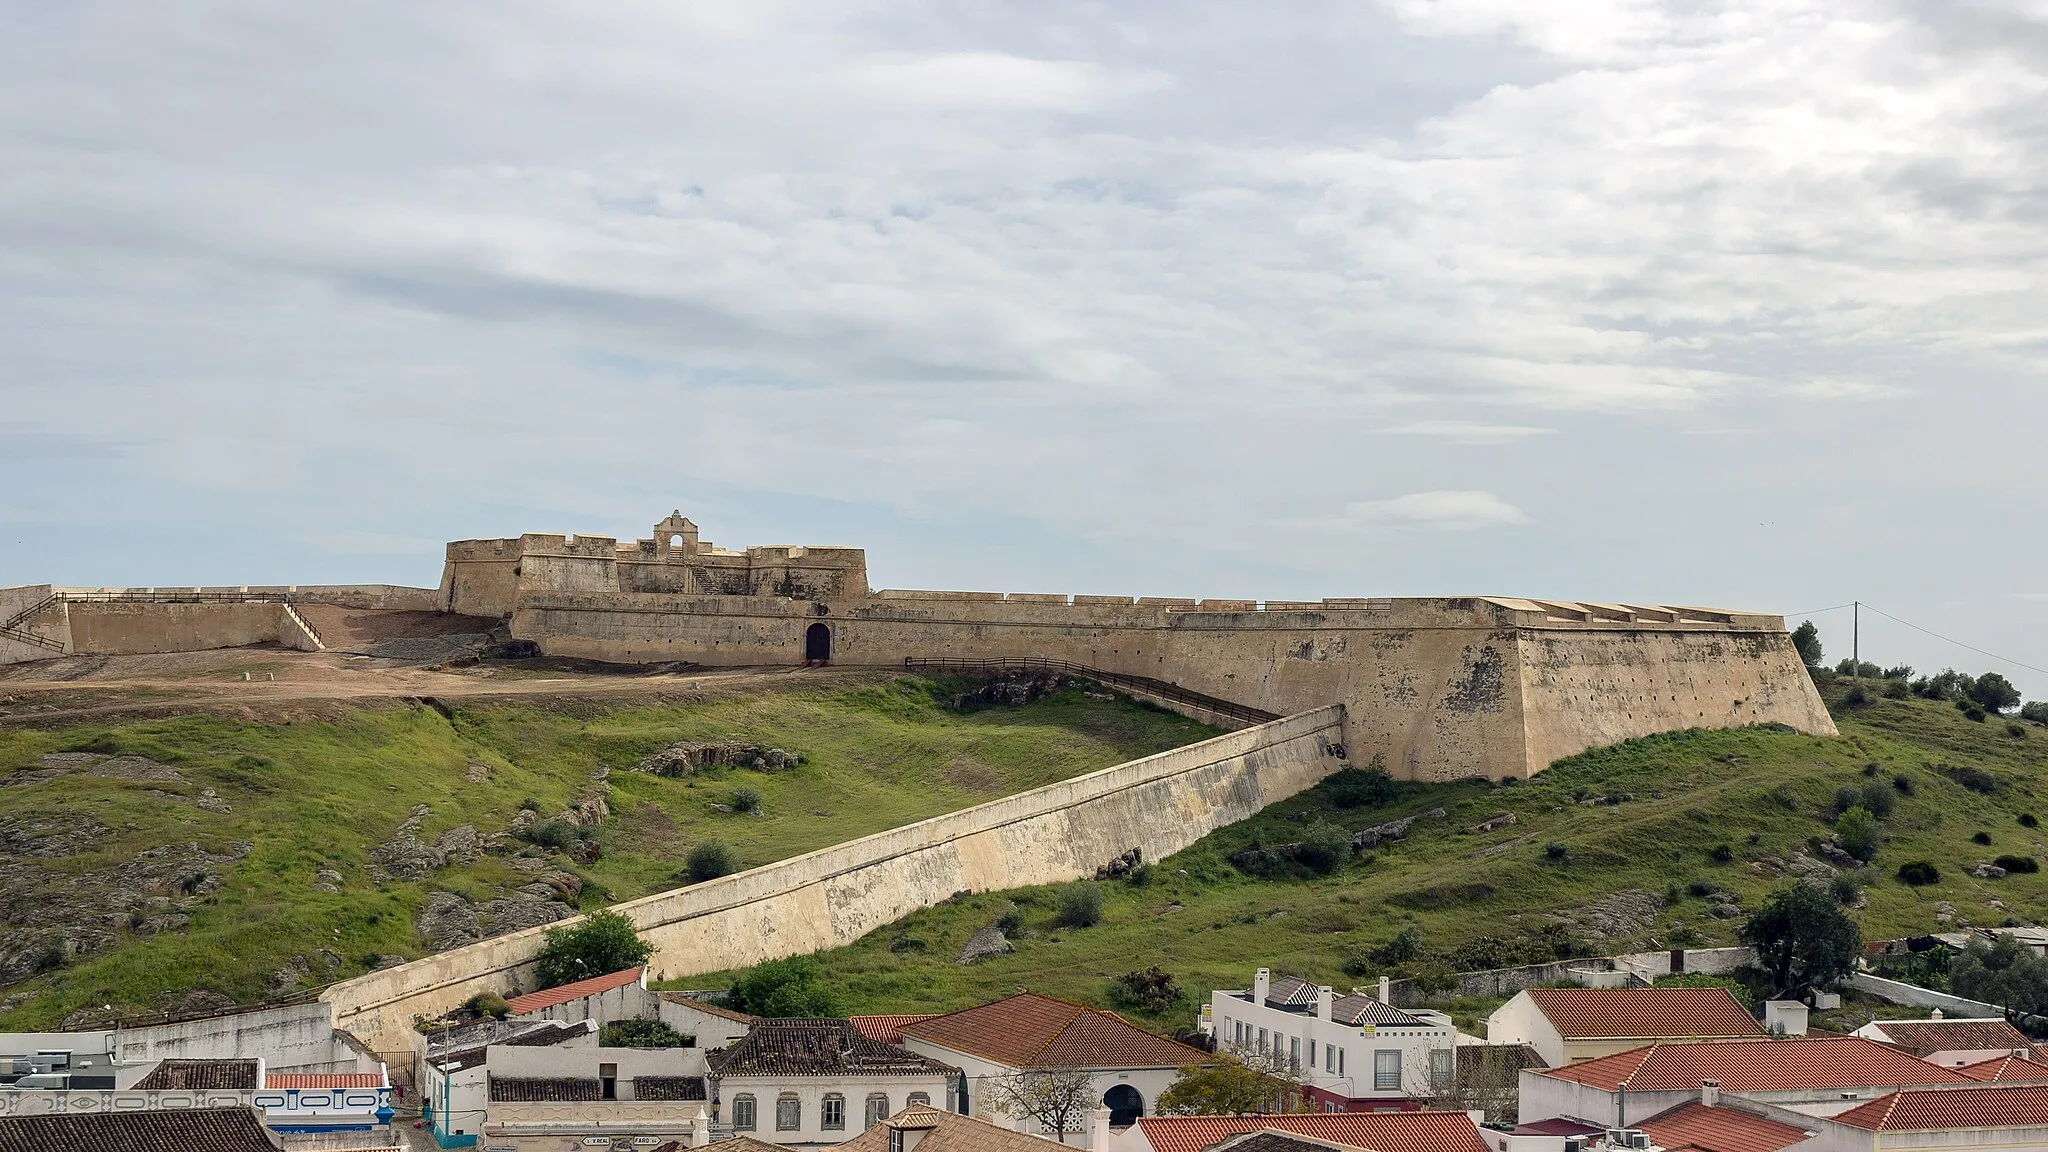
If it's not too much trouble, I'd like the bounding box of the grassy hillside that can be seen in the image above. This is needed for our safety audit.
[675,682,2048,1030]
[0,676,1216,1029]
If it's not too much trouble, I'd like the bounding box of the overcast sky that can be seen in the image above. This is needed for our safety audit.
[3,1,2045,691]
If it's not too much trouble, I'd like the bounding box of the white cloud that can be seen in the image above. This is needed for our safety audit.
[1330,491,1532,531]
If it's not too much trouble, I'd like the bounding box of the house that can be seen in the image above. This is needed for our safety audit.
[1632,1098,1814,1152]
[74,1056,396,1142]
[503,964,649,1022]
[1518,1037,1978,1127]
[1122,1109,1492,1152]
[849,1015,940,1045]
[1850,1015,2042,1068]
[896,992,1211,1145]
[706,1017,957,1148]
[1206,970,1465,1110]
[0,1105,284,1152]
[1957,1051,2048,1082]
[423,1018,591,1147]
[1488,988,1767,1067]
[1823,1081,2048,1150]
[827,1102,1093,1150]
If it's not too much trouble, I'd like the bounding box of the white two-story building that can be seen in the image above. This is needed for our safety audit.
[1206,970,1463,1111]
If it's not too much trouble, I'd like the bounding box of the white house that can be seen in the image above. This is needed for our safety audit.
[705,1017,957,1149]
[1486,986,1766,1067]
[896,991,1212,1146]
[1207,970,1463,1111]
[422,1017,592,1146]
[1850,1015,2042,1068]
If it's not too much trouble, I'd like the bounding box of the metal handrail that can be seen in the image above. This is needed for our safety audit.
[902,656,1281,725]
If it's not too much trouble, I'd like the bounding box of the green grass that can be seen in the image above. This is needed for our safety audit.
[0,676,1216,1028]
[668,682,2048,1032]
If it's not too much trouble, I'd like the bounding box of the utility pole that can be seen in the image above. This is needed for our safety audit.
[1853,601,1860,678]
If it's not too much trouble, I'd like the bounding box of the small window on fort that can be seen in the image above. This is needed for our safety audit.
[670,534,685,551]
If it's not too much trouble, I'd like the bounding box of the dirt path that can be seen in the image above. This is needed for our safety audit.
[0,648,885,727]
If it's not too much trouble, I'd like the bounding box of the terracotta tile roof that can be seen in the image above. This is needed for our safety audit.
[1636,1102,1813,1152]
[489,1076,602,1102]
[632,1075,708,1100]
[1959,1053,2048,1083]
[851,1013,940,1044]
[0,1106,277,1152]
[267,1072,386,1089]
[1534,1037,1978,1093]
[658,990,756,1023]
[704,1138,787,1151]
[1211,1133,1374,1152]
[708,1018,957,1078]
[832,1105,1082,1151]
[898,992,1210,1070]
[1134,1111,1492,1152]
[1513,1118,1605,1136]
[504,965,642,1015]
[1836,1083,2048,1131]
[1870,1018,2033,1056]
[1522,987,1766,1040]
[132,1058,260,1090]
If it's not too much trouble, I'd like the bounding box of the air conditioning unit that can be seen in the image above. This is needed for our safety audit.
[1604,1129,1650,1149]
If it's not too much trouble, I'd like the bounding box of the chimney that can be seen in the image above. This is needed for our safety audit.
[1089,1106,1112,1150]
[1378,976,1392,1003]
[1254,968,1272,1005]
[1700,1080,1720,1108]
[1318,986,1335,1022]
[690,1105,710,1147]
[1931,1008,1944,1020]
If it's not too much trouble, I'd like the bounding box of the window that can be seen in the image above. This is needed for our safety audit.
[1308,1039,1317,1069]
[733,1095,757,1131]
[1373,1049,1401,1091]
[1325,1044,1335,1073]
[1289,1036,1300,1072]
[1338,1048,1345,1075]
[1430,1047,1454,1090]
[1258,1028,1267,1052]
[907,1092,931,1108]
[776,1094,801,1131]
[822,1093,846,1130]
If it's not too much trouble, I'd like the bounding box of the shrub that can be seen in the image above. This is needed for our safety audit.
[1974,831,1993,846]
[728,956,841,1017]
[1832,874,1863,906]
[1897,860,1942,887]
[1836,807,1880,862]
[518,797,541,812]
[730,786,762,815]
[1843,683,1871,708]
[1372,926,1423,965]
[1325,762,1395,809]
[601,1018,689,1048]
[1125,863,1154,887]
[1884,678,1911,699]
[521,818,581,852]
[1995,855,2040,874]
[1791,621,1823,667]
[1950,765,1999,794]
[994,905,1025,937]
[686,840,736,882]
[534,910,654,990]
[1056,882,1103,928]
[467,992,510,1020]
[1108,966,1184,1014]
[1293,820,1354,875]
[1688,879,1717,898]
[1964,705,1989,723]
[1893,775,1915,796]
[1709,844,1736,864]
[1882,665,1915,681]
[2023,702,2048,725]
[1835,781,1895,820]
[2008,722,2028,739]
[2024,814,2041,829]
[1544,842,1570,862]
[888,935,928,954]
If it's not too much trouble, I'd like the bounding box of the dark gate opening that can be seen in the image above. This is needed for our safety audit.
[804,622,832,664]
[1103,1084,1143,1127]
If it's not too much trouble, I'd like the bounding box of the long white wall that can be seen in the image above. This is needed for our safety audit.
[324,705,1346,1056]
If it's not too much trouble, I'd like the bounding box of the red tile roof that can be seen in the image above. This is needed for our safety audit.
[1523,987,1766,1040]
[1134,1111,1491,1152]
[1635,1102,1812,1152]
[1871,1018,2033,1055]
[1535,1037,1978,1092]
[0,1107,278,1152]
[504,966,642,1015]
[1959,1053,2048,1083]
[851,1013,940,1044]
[657,990,755,1023]
[132,1059,259,1090]
[898,993,1208,1070]
[1836,1083,2048,1131]
[266,1072,386,1089]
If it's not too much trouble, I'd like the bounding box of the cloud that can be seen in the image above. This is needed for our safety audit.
[1365,422,1556,444]
[1329,491,1532,531]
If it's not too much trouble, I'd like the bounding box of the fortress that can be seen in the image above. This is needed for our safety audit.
[6,510,1834,781]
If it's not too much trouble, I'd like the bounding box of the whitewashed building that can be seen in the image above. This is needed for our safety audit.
[706,1017,956,1149]
[1206,970,1462,1111]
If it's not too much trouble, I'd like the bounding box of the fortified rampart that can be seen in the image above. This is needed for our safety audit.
[323,704,1346,1057]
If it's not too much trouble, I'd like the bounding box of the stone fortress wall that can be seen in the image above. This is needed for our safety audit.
[443,511,1835,782]
[323,705,1346,1056]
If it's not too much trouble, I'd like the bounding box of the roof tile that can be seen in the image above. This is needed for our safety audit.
[1523,988,1766,1040]
[0,1106,278,1152]
[1836,1082,2048,1131]
[709,1018,956,1078]
[1871,1018,2033,1056]
[266,1072,387,1089]
[1535,1037,1977,1092]
[851,1013,940,1044]
[898,992,1209,1069]
[1958,1053,2048,1083]
[504,966,642,1015]
[132,1059,259,1090]
[1134,1111,1491,1152]
[1636,1102,1812,1152]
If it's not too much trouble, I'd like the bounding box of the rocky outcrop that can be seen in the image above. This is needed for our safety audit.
[1094,849,1143,881]
[951,671,1066,710]
[0,839,250,984]
[633,741,803,777]
[416,885,575,952]
[371,806,484,879]
[1352,808,1447,849]
[957,926,1014,964]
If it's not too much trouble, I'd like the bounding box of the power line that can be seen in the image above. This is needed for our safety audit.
[1783,603,1856,619]
[1856,602,2048,680]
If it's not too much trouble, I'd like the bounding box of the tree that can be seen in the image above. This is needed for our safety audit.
[533,910,654,991]
[1791,621,1824,668]
[1970,673,2023,715]
[1836,806,1880,862]
[987,1067,1099,1143]
[1158,1052,1299,1116]
[726,955,841,1017]
[1414,1043,1533,1124]
[1056,882,1103,928]
[2024,702,2048,725]
[1951,937,2048,1018]
[1107,966,1184,1015]
[1739,883,1861,997]
[687,840,736,882]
